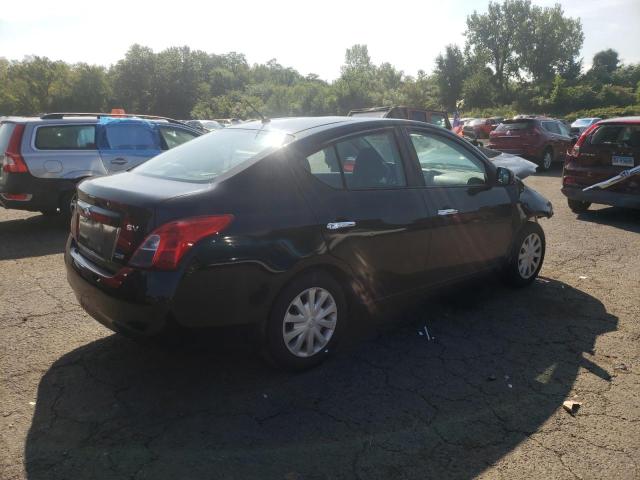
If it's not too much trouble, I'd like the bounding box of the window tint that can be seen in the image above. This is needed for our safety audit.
[590,125,640,148]
[557,122,570,137]
[335,131,406,189]
[134,128,293,183]
[159,127,199,149]
[495,121,533,132]
[35,125,96,150]
[410,111,427,122]
[303,147,343,189]
[430,114,446,128]
[409,131,486,187]
[104,124,158,150]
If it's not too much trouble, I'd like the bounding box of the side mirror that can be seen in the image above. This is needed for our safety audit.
[496,166,514,186]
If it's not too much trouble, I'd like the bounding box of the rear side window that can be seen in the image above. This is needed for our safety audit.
[104,124,158,150]
[304,147,343,189]
[0,123,16,153]
[35,125,96,150]
[335,131,406,189]
[590,125,640,148]
[159,127,199,150]
[495,121,533,132]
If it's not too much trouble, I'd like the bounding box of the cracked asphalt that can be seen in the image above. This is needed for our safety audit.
[1,171,639,480]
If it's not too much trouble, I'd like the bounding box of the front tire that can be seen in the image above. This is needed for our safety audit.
[263,271,347,371]
[501,222,546,287]
[568,199,591,213]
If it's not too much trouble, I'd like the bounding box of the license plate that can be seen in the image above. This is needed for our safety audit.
[78,214,119,260]
[612,156,634,167]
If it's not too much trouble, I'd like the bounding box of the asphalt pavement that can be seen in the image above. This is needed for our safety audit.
[1,170,639,479]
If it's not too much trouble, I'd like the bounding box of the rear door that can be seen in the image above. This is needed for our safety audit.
[406,128,515,283]
[295,128,432,300]
[97,120,162,173]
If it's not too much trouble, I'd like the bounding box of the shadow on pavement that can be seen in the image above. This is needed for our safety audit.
[25,278,617,479]
[0,214,68,260]
[577,206,640,233]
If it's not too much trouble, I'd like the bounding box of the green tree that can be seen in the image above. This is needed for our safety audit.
[592,49,619,74]
[435,45,467,110]
[110,45,157,113]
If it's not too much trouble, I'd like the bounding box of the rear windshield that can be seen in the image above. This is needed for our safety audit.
[134,128,293,183]
[0,122,16,153]
[349,111,387,118]
[495,121,534,132]
[35,124,96,150]
[589,124,640,148]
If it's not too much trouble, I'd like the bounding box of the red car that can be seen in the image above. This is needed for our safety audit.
[488,117,573,170]
[562,117,640,212]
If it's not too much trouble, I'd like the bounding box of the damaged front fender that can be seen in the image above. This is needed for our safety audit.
[517,180,553,219]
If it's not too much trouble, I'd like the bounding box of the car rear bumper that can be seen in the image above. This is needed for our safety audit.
[561,186,640,209]
[65,236,276,335]
[0,172,76,212]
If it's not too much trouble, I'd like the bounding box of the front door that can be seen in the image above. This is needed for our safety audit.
[294,128,432,301]
[405,128,515,283]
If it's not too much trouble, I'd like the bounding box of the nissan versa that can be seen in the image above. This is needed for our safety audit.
[65,117,553,370]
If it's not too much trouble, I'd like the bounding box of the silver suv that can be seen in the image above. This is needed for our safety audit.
[0,113,201,220]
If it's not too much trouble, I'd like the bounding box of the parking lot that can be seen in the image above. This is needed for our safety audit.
[1,170,638,480]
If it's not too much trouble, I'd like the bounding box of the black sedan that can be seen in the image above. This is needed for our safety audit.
[65,117,553,370]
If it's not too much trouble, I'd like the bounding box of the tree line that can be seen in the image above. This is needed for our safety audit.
[1,0,638,121]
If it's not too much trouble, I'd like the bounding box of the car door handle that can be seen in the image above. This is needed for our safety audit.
[326,221,356,230]
[111,158,127,165]
[437,208,459,216]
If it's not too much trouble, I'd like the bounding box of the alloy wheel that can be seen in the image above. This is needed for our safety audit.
[518,232,542,279]
[282,287,337,358]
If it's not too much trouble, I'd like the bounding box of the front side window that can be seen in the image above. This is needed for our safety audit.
[335,131,406,189]
[134,128,293,183]
[104,123,158,150]
[410,111,427,122]
[35,125,96,150]
[159,127,199,150]
[542,121,560,134]
[430,114,446,128]
[409,131,486,187]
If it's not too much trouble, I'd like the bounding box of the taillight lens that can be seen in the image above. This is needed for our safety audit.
[129,215,234,270]
[569,123,599,157]
[2,124,28,173]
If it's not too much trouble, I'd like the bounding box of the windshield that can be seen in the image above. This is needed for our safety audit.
[573,118,594,127]
[134,128,293,183]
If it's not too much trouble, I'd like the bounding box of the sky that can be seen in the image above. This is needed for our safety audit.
[0,0,638,80]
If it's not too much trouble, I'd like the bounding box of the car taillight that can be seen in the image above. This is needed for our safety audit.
[129,215,234,270]
[569,123,599,157]
[2,124,27,173]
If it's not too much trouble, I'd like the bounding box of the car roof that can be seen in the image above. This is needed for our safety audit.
[226,116,432,137]
[598,116,640,124]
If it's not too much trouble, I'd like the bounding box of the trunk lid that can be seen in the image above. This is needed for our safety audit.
[572,122,640,193]
[74,171,210,272]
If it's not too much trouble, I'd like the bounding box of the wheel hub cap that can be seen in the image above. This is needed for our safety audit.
[282,287,337,358]
[518,233,542,279]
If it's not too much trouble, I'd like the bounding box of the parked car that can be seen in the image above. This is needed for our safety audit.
[348,106,451,130]
[570,117,602,137]
[562,117,640,212]
[65,116,552,370]
[488,117,573,170]
[0,113,201,219]
[185,119,224,132]
[463,117,503,142]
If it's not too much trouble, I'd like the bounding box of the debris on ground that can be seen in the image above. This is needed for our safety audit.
[562,400,582,416]
[579,275,589,280]
[614,363,630,373]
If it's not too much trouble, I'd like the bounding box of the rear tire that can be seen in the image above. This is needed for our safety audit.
[538,148,553,171]
[59,191,77,226]
[262,271,347,371]
[568,199,591,214]
[501,222,546,287]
